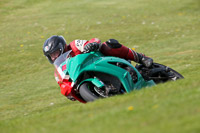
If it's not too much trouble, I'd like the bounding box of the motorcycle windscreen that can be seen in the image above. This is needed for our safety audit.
[53,50,71,80]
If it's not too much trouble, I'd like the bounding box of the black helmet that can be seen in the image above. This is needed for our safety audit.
[43,35,66,64]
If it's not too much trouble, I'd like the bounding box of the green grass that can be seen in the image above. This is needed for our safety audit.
[0,0,200,133]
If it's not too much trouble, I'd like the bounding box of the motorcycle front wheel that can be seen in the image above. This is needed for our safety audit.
[79,83,99,102]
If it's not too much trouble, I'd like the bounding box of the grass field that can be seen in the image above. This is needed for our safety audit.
[0,0,200,133]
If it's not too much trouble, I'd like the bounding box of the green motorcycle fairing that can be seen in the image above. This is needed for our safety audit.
[57,51,155,93]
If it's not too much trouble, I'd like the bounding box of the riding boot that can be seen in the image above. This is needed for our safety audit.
[137,53,153,68]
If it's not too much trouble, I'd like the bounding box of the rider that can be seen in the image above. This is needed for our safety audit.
[43,35,153,102]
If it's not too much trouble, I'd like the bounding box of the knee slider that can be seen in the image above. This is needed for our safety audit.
[106,39,122,48]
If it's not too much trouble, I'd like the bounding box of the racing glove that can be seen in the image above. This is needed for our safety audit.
[84,42,100,53]
[137,53,153,68]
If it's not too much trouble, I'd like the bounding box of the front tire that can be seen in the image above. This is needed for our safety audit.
[79,83,99,102]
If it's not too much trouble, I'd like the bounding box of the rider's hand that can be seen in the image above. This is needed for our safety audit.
[83,42,100,53]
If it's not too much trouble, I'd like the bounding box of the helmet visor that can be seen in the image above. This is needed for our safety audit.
[50,49,61,62]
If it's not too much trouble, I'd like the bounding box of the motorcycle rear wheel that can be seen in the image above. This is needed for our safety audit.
[136,63,184,84]
[153,63,183,78]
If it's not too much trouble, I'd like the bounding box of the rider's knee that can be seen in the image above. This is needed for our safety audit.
[106,39,122,48]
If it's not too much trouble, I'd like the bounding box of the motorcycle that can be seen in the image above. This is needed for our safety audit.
[54,50,184,103]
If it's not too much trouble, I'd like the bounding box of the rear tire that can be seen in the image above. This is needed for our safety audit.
[79,83,99,102]
[136,63,184,84]
[153,63,184,81]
